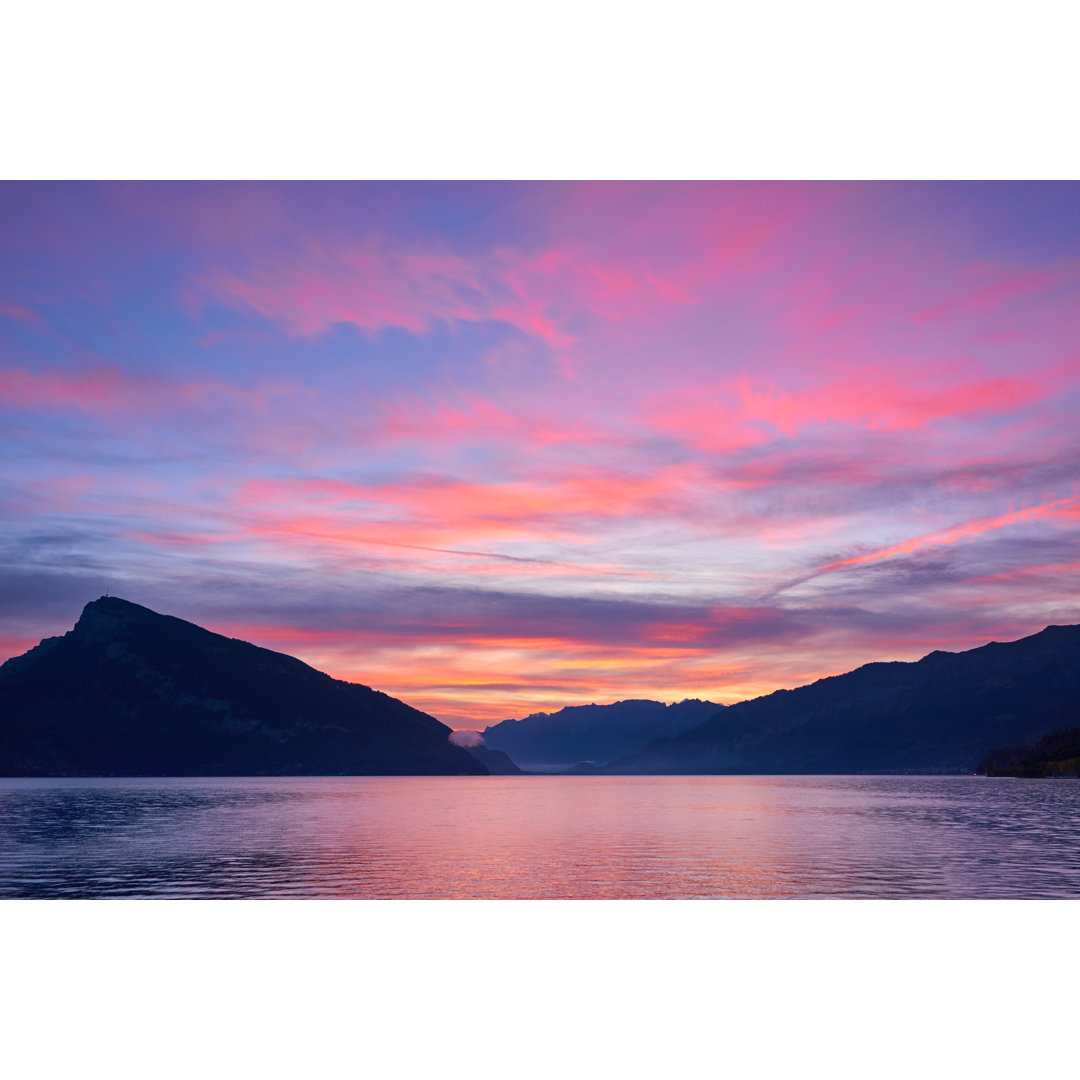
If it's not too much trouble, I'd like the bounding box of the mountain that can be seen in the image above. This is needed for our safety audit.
[980,726,1080,778]
[464,745,524,774]
[0,597,486,777]
[604,625,1080,775]
[978,697,1080,777]
[481,698,724,771]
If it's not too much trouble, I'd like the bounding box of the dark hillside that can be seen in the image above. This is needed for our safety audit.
[607,625,1080,774]
[0,597,486,777]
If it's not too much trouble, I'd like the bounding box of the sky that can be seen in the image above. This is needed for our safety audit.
[2,180,1079,727]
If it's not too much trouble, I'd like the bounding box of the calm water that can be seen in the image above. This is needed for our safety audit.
[1,775,1078,899]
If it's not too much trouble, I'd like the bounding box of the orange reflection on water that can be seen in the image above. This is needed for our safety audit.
[5,775,1079,898]
[266,776,848,899]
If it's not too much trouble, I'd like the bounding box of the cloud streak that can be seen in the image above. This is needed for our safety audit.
[818,493,1080,575]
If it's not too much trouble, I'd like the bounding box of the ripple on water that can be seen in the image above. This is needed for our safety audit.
[0,775,1078,899]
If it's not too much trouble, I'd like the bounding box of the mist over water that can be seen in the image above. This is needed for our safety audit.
[1,775,1078,899]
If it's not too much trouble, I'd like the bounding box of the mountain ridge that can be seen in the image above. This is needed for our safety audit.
[601,623,1080,774]
[482,697,724,771]
[0,597,486,777]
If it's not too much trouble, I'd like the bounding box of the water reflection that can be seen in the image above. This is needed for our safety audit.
[1,775,1078,899]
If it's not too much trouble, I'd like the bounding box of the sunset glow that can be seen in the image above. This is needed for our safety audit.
[3,181,1079,725]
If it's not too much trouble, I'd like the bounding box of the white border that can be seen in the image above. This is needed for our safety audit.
[4,900,1076,1077]
[4,1,1079,178]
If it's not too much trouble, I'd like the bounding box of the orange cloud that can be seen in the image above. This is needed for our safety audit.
[233,463,714,551]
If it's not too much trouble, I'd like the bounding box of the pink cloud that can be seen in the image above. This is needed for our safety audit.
[197,240,689,358]
[635,360,1045,454]
[735,364,1040,435]
[233,462,715,549]
[370,391,619,450]
[820,492,1080,574]
[0,302,39,323]
[913,265,1061,326]
[123,529,236,548]
[1,366,132,410]
[0,364,307,417]
[967,559,1080,587]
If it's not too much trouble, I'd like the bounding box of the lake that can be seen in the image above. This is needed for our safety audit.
[1,774,1078,899]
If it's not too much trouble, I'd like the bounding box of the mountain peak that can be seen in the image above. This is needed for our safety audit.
[75,595,152,635]
[1,598,487,776]
[71,595,206,648]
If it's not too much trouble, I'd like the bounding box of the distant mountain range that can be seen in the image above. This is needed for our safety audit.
[5,600,1079,778]
[481,698,724,771]
[0,597,486,776]
[601,625,1080,775]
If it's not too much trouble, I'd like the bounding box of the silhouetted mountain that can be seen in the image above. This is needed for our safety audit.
[464,746,523,774]
[0,597,486,777]
[979,697,1080,777]
[980,727,1080,778]
[482,698,724,771]
[604,625,1080,775]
